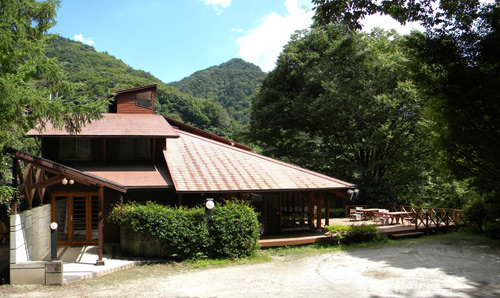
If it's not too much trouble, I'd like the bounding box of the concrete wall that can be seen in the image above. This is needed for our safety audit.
[10,204,61,285]
[120,227,166,258]
[10,204,51,263]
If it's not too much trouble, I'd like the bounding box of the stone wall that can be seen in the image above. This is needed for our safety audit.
[9,204,62,285]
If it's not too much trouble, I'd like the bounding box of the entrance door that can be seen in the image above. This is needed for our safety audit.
[52,193,98,245]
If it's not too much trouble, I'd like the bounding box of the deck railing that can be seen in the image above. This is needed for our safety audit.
[390,205,465,229]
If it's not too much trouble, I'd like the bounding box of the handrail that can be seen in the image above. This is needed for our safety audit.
[390,205,465,229]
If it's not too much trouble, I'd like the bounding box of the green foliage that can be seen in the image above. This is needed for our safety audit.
[251,25,431,206]
[325,224,384,245]
[321,208,346,218]
[169,59,266,128]
[109,201,260,260]
[465,196,500,238]
[209,201,261,259]
[312,0,492,33]
[108,202,208,259]
[45,37,259,139]
[0,0,106,195]
[313,0,500,240]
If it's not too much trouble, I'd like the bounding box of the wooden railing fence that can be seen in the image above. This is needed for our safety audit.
[390,205,465,229]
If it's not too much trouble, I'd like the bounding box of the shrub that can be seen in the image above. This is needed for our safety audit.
[209,201,261,259]
[109,200,261,260]
[321,208,346,218]
[109,202,208,259]
[325,224,384,245]
[465,197,489,233]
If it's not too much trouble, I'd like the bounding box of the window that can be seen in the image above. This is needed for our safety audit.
[119,138,151,161]
[135,91,152,109]
[58,138,91,160]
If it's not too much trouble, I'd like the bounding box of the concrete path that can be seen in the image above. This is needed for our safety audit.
[56,246,137,285]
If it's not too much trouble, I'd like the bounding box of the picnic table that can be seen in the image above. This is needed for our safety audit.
[387,211,414,225]
[357,208,380,220]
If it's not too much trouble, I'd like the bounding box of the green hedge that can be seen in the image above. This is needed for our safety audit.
[210,201,261,258]
[108,201,260,260]
[324,224,385,244]
[321,208,346,218]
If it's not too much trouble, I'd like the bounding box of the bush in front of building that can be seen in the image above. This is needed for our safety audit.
[109,201,208,259]
[325,224,385,245]
[109,200,261,260]
[209,201,261,259]
[321,208,347,218]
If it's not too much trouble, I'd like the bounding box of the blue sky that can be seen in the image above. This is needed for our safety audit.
[51,0,422,83]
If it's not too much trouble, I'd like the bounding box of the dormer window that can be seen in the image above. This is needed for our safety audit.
[136,91,152,109]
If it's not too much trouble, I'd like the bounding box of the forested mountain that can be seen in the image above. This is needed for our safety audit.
[169,58,266,126]
[45,36,254,138]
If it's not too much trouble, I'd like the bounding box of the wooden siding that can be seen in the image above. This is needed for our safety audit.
[116,87,155,114]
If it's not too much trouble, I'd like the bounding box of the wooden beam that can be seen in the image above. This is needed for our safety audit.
[326,189,349,200]
[7,149,127,193]
[29,174,64,190]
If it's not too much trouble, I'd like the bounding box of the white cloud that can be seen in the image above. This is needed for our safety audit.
[361,14,424,35]
[237,0,314,72]
[204,0,232,15]
[73,34,95,46]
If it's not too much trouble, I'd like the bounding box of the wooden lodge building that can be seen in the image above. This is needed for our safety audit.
[8,85,356,275]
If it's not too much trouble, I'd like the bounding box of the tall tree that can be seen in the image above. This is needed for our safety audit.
[251,25,429,205]
[0,0,106,206]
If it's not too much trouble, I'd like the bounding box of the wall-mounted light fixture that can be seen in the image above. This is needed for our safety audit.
[61,178,68,185]
[347,189,360,201]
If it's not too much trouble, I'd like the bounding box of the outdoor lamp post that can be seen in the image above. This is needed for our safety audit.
[50,222,58,261]
[205,198,214,221]
[205,198,214,256]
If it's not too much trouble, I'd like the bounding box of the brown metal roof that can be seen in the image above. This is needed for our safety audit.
[74,164,173,189]
[27,113,178,138]
[164,130,355,193]
[114,84,157,94]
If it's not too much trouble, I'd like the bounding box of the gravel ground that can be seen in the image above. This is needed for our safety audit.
[2,236,500,297]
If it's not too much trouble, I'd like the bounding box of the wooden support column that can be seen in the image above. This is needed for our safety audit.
[11,158,18,215]
[96,185,105,266]
[316,191,322,230]
[151,138,156,166]
[324,191,330,226]
[308,191,314,230]
[177,193,183,206]
[279,193,283,233]
[263,194,268,234]
[102,138,106,166]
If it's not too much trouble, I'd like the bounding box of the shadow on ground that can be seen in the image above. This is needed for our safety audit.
[346,236,500,297]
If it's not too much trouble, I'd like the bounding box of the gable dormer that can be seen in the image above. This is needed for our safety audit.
[108,84,157,114]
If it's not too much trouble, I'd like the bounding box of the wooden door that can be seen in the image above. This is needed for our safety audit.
[52,193,98,245]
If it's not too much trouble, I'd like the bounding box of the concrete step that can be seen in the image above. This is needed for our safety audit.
[390,232,425,239]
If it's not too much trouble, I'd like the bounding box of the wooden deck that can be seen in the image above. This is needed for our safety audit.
[259,217,462,247]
